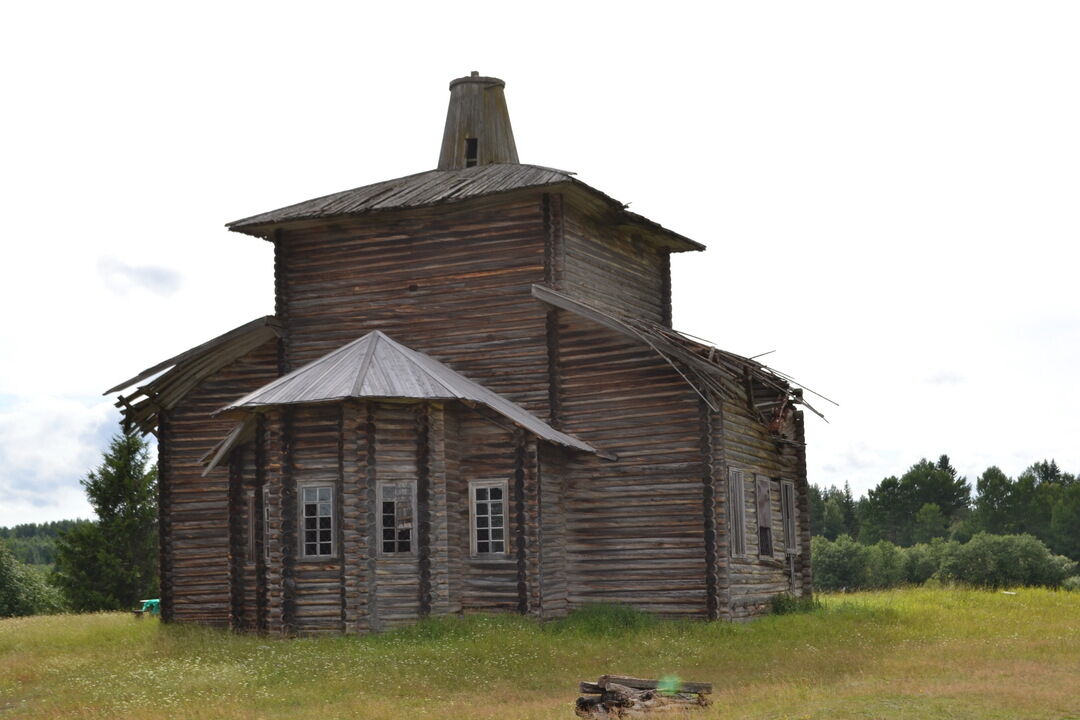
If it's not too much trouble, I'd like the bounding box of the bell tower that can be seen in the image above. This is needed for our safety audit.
[437,72,519,170]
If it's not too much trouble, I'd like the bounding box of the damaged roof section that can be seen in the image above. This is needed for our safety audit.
[531,284,832,437]
[105,315,281,435]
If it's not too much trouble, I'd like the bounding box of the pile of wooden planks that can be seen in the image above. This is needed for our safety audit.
[575,675,711,717]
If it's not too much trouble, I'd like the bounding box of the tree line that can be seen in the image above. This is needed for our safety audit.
[810,455,1080,561]
[1,431,157,617]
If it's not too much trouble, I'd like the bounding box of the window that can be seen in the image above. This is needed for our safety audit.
[781,481,797,554]
[301,485,334,558]
[727,469,747,557]
[756,474,774,558]
[262,486,271,561]
[470,481,508,556]
[246,490,256,564]
[464,137,478,167]
[379,482,414,554]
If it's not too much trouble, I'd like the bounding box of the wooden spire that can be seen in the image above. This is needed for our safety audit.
[437,72,519,170]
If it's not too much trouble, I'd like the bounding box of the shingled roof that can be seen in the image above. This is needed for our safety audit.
[226,163,703,252]
[219,329,600,456]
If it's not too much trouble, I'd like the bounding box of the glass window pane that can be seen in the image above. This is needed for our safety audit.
[303,488,316,502]
[383,541,394,553]
[489,487,502,500]
[491,528,503,540]
[399,541,410,553]
[398,529,411,541]
[491,541,503,553]
[319,516,331,529]
[319,488,331,502]
[477,541,489,553]
[476,516,488,528]
[475,502,487,516]
[491,514,503,528]
[382,528,395,540]
[319,503,331,516]
[319,530,331,542]
[477,529,488,541]
[490,502,502,516]
[305,530,316,542]
[382,501,394,514]
[476,487,488,501]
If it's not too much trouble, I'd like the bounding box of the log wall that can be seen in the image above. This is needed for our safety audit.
[162,338,277,626]
[556,312,708,617]
[560,193,671,325]
[720,396,807,620]
[279,193,552,419]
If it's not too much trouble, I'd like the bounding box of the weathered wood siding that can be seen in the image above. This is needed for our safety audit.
[162,339,277,626]
[538,443,568,619]
[458,409,520,613]
[560,192,671,325]
[278,193,551,418]
[721,396,807,619]
[557,312,708,617]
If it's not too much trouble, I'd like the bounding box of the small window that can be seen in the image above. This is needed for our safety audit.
[246,490,256,564]
[379,482,414,554]
[262,486,271,561]
[781,481,797,554]
[470,481,508,556]
[301,485,334,558]
[727,469,747,557]
[756,475,774,558]
[464,137,478,167]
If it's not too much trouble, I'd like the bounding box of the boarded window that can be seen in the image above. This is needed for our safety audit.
[379,482,414,554]
[470,481,507,556]
[727,469,747,557]
[781,480,797,553]
[756,475,774,558]
[301,485,334,558]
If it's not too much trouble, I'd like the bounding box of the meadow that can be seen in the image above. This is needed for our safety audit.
[1,588,1078,719]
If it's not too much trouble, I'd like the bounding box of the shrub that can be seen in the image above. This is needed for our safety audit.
[866,540,906,588]
[770,593,821,615]
[0,544,65,617]
[1063,576,1080,592]
[937,533,1076,589]
[811,535,870,591]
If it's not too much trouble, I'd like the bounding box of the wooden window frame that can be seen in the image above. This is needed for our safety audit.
[262,486,271,562]
[727,468,747,558]
[299,483,336,559]
[781,480,798,555]
[756,474,774,559]
[245,489,256,565]
[469,480,509,558]
[377,481,417,557]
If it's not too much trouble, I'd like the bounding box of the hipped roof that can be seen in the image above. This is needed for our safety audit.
[220,330,599,456]
[226,163,703,252]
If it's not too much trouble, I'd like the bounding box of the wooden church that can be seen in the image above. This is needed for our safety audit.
[108,72,818,635]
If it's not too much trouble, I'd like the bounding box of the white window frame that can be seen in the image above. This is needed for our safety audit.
[378,481,417,556]
[781,480,798,555]
[727,468,747,557]
[469,480,509,558]
[299,483,336,559]
[262,486,271,562]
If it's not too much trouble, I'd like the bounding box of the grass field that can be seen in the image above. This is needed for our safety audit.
[2,588,1078,719]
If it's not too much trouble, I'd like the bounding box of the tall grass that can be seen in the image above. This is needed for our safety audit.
[1,588,1078,719]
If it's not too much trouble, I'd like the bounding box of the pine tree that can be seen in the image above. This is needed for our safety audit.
[53,429,158,611]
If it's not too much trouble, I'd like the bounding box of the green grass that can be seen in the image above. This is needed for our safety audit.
[2,588,1078,719]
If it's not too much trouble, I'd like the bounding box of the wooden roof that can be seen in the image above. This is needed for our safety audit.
[226,163,704,252]
[105,315,281,435]
[220,330,600,456]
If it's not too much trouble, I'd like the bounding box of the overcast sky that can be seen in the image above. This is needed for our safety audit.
[1,2,1077,527]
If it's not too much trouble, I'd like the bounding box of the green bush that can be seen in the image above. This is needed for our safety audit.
[0,543,65,617]
[1063,576,1080,592]
[811,535,870,591]
[937,533,1075,588]
[812,532,1075,592]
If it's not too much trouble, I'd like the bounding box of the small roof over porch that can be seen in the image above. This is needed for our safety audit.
[204,330,604,473]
